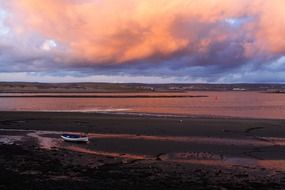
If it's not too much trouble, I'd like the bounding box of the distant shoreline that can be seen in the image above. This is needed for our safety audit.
[0,94,208,98]
[0,82,284,93]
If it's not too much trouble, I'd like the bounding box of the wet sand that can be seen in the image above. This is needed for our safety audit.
[1,111,285,189]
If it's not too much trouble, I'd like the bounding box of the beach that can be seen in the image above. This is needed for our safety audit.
[2,0,285,188]
[1,111,285,189]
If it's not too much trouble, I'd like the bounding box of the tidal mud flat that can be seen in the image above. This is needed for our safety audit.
[0,111,285,189]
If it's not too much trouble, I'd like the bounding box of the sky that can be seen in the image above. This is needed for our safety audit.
[0,0,285,83]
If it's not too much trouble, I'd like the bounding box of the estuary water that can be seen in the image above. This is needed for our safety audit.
[0,91,284,119]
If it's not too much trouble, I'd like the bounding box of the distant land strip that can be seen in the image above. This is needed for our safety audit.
[0,95,208,98]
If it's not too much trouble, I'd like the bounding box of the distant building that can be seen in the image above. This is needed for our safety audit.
[232,88,246,91]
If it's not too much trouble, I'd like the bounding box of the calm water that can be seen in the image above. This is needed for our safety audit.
[0,91,284,119]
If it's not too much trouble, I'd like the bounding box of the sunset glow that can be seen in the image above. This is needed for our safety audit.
[0,0,285,82]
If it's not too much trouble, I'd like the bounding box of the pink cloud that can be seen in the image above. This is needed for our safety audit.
[4,0,285,66]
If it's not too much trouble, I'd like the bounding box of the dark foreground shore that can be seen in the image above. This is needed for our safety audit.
[1,111,285,189]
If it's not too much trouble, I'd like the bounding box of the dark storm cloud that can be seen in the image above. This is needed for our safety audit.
[0,0,285,83]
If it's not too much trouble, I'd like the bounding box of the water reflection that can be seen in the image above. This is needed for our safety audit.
[2,129,285,170]
[0,92,284,119]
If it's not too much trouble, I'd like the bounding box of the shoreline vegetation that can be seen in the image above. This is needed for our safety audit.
[1,111,285,189]
[0,82,284,93]
[0,94,208,98]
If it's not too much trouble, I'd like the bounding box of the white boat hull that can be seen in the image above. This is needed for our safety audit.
[61,135,89,142]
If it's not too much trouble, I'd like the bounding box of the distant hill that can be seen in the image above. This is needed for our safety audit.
[0,82,284,93]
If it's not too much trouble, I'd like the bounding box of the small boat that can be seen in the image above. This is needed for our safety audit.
[61,134,89,143]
